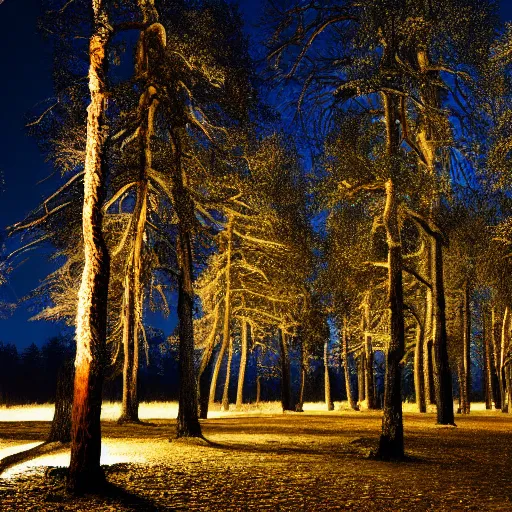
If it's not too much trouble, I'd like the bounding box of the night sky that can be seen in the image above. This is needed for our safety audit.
[0,0,511,350]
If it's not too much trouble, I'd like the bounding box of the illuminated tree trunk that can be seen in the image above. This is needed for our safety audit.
[422,247,435,406]
[342,315,358,411]
[235,321,249,410]
[461,282,471,414]
[198,306,219,419]
[483,309,493,410]
[377,92,405,460]
[417,49,453,425]
[414,321,426,413]
[67,0,111,492]
[362,293,376,409]
[279,329,293,411]
[221,335,233,411]
[324,340,334,411]
[491,307,502,409]
[119,180,148,424]
[500,307,509,413]
[209,216,233,405]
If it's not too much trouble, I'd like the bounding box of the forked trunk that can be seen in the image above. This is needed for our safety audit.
[67,0,111,492]
[235,321,249,410]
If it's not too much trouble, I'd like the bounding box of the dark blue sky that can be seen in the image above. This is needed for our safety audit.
[0,0,510,350]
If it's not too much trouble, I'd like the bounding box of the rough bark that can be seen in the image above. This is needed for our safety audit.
[279,329,293,411]
[67,0,111,492]
[48,362,74,443]
[431,238,454,425]
[342,316,358,410]
[376,90,406,459]
[235,321,249,410]
[171,135,201,438]
[324,340,334,411]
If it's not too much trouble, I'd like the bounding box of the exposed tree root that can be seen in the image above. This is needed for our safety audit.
[0,441,68,476]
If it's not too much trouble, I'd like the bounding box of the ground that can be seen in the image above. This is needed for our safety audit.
[0,402,511,511]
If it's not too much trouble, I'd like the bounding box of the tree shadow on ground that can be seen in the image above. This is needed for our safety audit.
[45,468,170,511]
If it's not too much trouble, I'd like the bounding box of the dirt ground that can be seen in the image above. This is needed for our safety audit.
[1,406,511,511]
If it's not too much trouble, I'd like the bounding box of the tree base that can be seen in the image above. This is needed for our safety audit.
[176,419,202,439]
[117,415,141,425]
[66,466,106,495]
[374,435,405,461]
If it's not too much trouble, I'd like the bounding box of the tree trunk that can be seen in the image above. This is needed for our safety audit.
[491,306,502,409]
[431,237,455,425]
[170,134,201,438]
[48,362,74,443]
[342,316,358,410]
[221,335,233,411]
[198,353,214,420]
[414,321,426,413]
[119,181,147,424]
[417,49,453,420]
[256,375,261,405]
[67,0,111,493]
[362,293,376,409]
[279,329,293,411]
[197,305,220,419]
[483,308,493,410]
[296,345,306,412]
[236,321,249,410]
[377,92,405,460]
[357,355,365,403]
[507,365,512,414]
[500,307,509,413]
[324,340,334,411]
[422,249,435,406]
[209,217,233,405]
[462,282,471,414]
[175,224,201,437]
